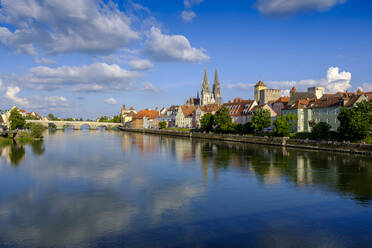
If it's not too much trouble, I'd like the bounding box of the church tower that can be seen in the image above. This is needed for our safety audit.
[200,68,215,106]
[212,69,222,104]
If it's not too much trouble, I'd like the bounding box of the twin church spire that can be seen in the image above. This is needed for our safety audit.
[200,68,223,106]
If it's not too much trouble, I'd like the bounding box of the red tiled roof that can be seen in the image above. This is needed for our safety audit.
[133,110,159,119]
[200,104,220,113]
[180,106,196,117]
[275,97,290,103]
[222,99,254,116]
[287,99,313,110]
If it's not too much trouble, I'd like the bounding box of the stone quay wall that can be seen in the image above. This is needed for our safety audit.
[120,128,372,156]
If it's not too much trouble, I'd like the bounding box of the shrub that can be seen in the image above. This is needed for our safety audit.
[292,132,310,140]
[30,123,45,139]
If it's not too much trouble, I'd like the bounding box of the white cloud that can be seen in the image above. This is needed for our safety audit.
[5,86,29,106]
[324,66,351,93]
[141,82,157,92]
[129,59,154,71]
[181,10,196,22]
[0,0,139,55]
[0,78,3,91]
[104,97,118,105]
[184,0,204,8]
[360,82,372,92]
[4,85,69,110]
[11,62,146,92]
[33,57,57,65]
[226,83,254,90]
[144,27,209,63]
[254,0,346,16]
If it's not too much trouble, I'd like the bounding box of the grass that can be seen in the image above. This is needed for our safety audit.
[0,137,12,147]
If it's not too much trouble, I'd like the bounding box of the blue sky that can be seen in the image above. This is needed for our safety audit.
[0,0,371,118]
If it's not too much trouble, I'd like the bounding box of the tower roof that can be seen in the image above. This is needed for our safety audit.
[255,80,266,87]
[214,68,219,85]
[201,67,210,92]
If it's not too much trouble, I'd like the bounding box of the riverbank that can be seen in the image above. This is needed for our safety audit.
[120,128,372,156]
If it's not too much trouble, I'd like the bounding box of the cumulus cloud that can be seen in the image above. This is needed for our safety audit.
[227,67,352,94]
[4,85,69,110]
[129,59,154,71]
[0,0,139,55]
[33,57,57,65]
[144,27,209,63]
[104,97,118,105]
[11,62,146,92]
[184,0,204,8]
[181,10,196,22]
[5,86,29,106]
[254,0,346,16]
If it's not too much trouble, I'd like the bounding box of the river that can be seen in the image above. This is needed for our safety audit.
[0,130,372,248]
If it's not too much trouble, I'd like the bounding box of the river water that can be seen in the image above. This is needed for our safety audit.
[0,130,372,248]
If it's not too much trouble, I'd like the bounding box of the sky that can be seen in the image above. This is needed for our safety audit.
[0,0,371,118]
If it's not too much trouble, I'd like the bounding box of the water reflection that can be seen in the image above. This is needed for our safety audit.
[121,132,372,205]
[0,131,371,248]
[0,140,45,166]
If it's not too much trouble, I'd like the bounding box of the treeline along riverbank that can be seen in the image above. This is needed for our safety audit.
[120,128,372,156]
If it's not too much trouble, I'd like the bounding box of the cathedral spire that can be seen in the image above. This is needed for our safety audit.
[214,68,219,86]
[201,67,210,92]
[213,68,222,104]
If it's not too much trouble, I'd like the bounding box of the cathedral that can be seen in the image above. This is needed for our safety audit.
[185,68,223,106]
[201,68,222,105]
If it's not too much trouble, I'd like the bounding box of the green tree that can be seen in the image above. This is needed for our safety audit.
[273,114,297,137]
[111,115,121,123]
[29,123,45,139]
[48,113,59,121]
[337,100,372,141]
[9,109,26,130]
[310,121,331,140]
[200,113,214,132]
[159,121,167,129]
[99,116,109,122]
[213,107,233,133]
[252,108,271,133]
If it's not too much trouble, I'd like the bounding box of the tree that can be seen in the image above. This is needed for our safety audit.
[337,100,372,141]
[99,116,109,122]
[9,109,26,130]
[48,113,59,121]
[252,108,271,133]
[310,122,331,140]
[200,113,214,132]
[112,115,121,123]
[273,114,297,137]
[159,121,167,129]
[213,108,233,133]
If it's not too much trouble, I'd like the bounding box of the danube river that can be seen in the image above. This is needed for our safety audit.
[0,130,372,247]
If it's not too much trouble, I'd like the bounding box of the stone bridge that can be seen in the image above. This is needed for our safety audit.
[26,120,122,130]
